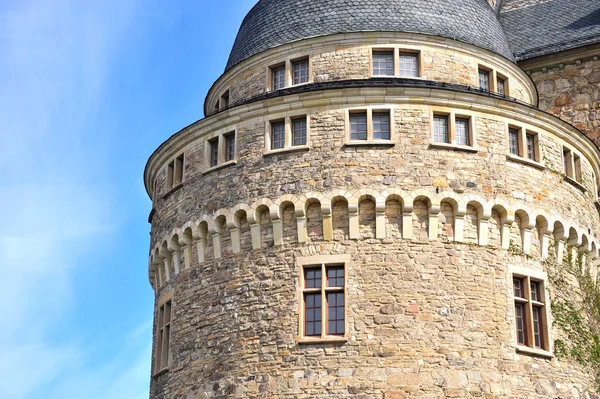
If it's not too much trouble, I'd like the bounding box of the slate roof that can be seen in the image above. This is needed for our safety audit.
[225,0,515,71]
[500,0,600,60]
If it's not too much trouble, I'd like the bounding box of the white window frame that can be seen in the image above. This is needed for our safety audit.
[264,114,311,155]
[370,46,422,78]
[429,110,477,152]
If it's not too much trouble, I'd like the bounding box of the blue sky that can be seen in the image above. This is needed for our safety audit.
[0,1,256,397]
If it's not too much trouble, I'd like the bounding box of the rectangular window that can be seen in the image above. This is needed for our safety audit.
[271,65,286,90]
[292,117,307,146]
[526,133,536,160]
[513,275,548,351]
[300,260,347,340]
[372,111,390,140]
[167,162,174,189]
[271,120,285,149]
[497,77,506,95]
[350,112,368,141]
[209,138,219,167]
[433,115,449,143]
[479,69,490,90]
[292,58,309,85]
[455,118,470,146]
[509,128,520,155]
[372,51,394,76]
[155,300,172,372]
[225,133,235,162]
[563,147,573,177]
[574,154,582,182]
[174,154,184,185]
[399,53,418,77]
[220,90,229,108]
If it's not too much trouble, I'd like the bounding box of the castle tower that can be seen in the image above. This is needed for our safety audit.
[144,1,600,397]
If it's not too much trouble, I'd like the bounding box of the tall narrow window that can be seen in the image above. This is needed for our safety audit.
[350,112,368,141]
[563,147,573,178]
[433,115,449,143]
[455,118,470,146]
[372,111,390,140]
[220,90,230,108]
[574,154,582,182]
[271,65,286,90]
[174,154,184,185]
[479,69,490,90]
[167,162,174,189]
[372,51,394,76]
[513,275,548,351]
[526,133,536,160]
[509,128,520,155]
[225,133,235,162]
[155,300,172,372]
[292,117,307,146]
[399,53,418,77]
[271,120,285,150]
[497,77,506,95]
[301,262,347,340]
[292,58,309,85]
[209,138,219,167]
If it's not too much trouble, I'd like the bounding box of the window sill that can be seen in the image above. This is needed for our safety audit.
[264,145,310,156]
[202,160,237,175]
[506,154,545,170]
[564,175,587,192]
[429,142,478,153]
[163,183,183,199]
[516,346,554,359]
[153,367,170,378]
[345,140,395,147]
[297,336,348,345]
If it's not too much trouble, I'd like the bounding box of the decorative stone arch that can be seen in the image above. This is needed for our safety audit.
[159,240,172,283]
[303,193,326,243]
[178,226,194,269]
[405,191,434,241]
[168,233,182,275]
[248,199,274,249]
[382,189,405,239]
[512,208,534,254]
[566,226,582,266]
[351,191,381,240]
[197,219,211,263]
[580,233,592,272]
[590,241,599,283]
[149,250,161,291]
[212,212,230,259]
[552,220,568,263]
[534,214,553,259]
[227,203,251,253]
[464,198,488,246]
[437,193,459,242]
[274,198,298,244]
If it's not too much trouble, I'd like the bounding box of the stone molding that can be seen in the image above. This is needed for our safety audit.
[148,188,600,291]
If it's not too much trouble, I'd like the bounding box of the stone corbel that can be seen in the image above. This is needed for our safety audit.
[348,200,360,239]
[501,214,515,250]
[321,201,333,241]
[375,198,387,239]
[167,239,181,274]
[428,204,441,241]
[247,211,262,250]
[453,205,467,243]
[269,205,284,246]
[295,205,307,243]
[178,234,193,270]
[208,222,223,259]
[521,221,536,255]
[402,203,414,239]
[227,216,242,254]
[192,225,207,264]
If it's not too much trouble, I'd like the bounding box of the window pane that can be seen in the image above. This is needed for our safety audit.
[533,307,543,348]
[271,121,285,149]
[305,293,322,336]
[399,53,418,77]
[526,133,535,160]
[509,128,519,155]
[350,113,367,140]
[272,65,286,90]
[293,59,309,85]
[305,268,322,288]
[479,69,490,90]
[210,140,219,167]
[225,134,235,161]
[292,118,307,146]
[515,303,526,345]
[455,118,469,146]
[433,115,448,143]
[530,282,539,302]
[372,111,390,140]
[327,292,345,335]
[497,78,505,95]
[513,278,523,298]
[372,51,394,75]
[327,266,344,287]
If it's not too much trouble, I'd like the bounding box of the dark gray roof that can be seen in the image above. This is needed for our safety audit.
[500,0,600,60]
[225,0,515,71]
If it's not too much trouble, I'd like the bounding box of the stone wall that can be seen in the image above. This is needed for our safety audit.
[207,33,535,111]
[528,57,600,146]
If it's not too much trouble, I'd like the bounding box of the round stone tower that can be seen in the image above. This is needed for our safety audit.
[144,1,600,398]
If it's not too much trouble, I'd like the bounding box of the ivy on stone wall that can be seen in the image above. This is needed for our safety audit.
[547,254,600,389]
